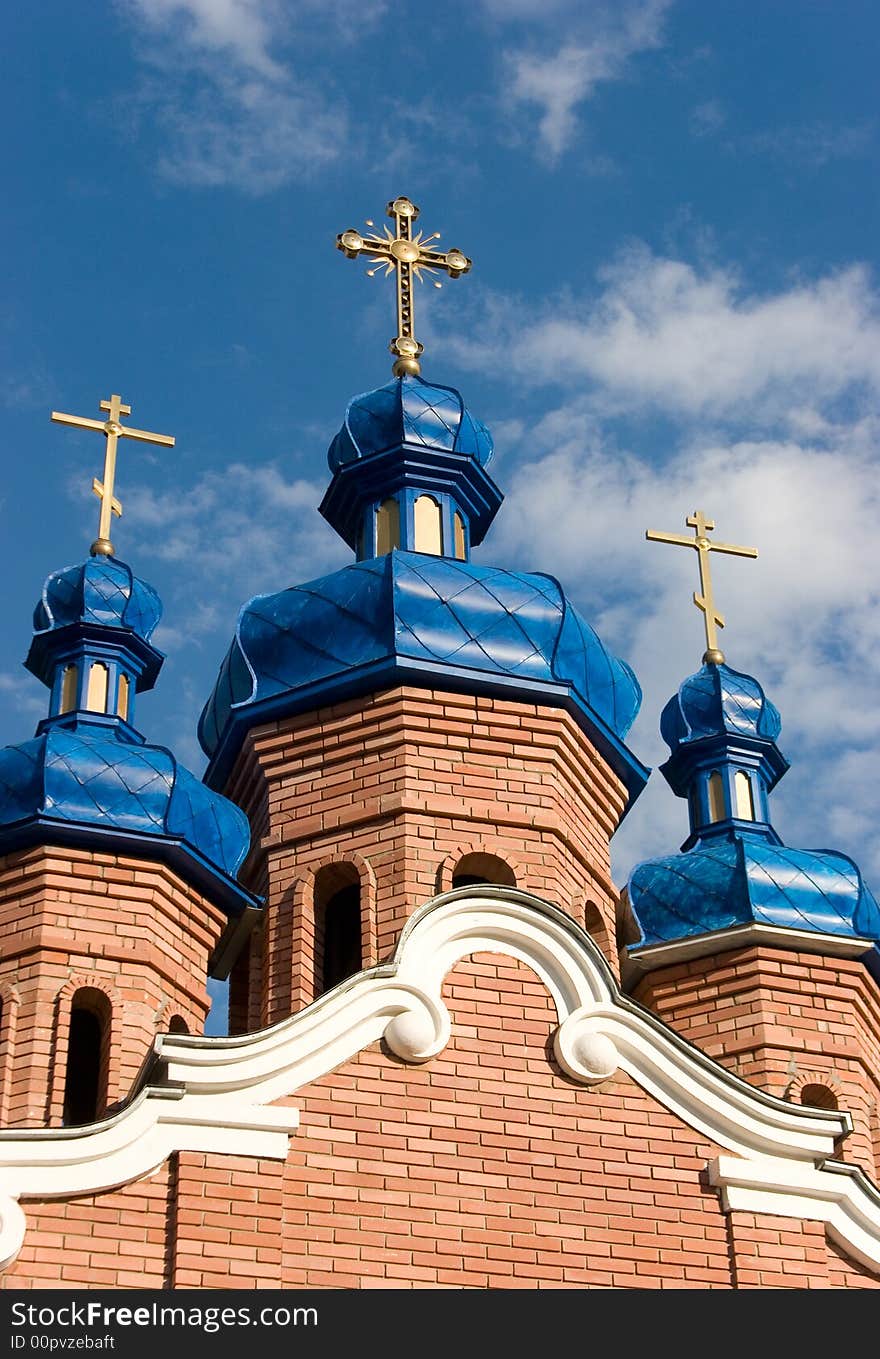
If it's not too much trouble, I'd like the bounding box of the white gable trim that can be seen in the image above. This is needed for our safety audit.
[0,886,876,1276]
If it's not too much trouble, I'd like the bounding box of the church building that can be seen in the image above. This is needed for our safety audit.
[0,197,878,1290]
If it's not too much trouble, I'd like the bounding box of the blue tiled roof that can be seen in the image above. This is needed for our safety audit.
[33,556,162,643]
[661,663,781,748]
[328,375,493,471]
[0,725,250,880]
[199,550,646,800]
[627,835,880,947]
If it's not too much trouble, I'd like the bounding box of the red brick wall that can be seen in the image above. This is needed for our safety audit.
[6,951,874,1289]
[223,688,628,1028]
[0,845,227,1126]
[633,946,880,1179]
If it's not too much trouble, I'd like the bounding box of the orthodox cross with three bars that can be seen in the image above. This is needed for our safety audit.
[646,511,758,665]
[50,393,175,558]
[336,195,472,377]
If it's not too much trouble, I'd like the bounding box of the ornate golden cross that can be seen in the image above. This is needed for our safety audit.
[50,393,175,557]
[337,195,472,377]
[646,510,757,665]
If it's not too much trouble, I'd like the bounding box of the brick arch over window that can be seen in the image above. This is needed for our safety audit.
[289,853,378,1013]
[436,842,524,896]
[786,1071,844,1112]
[0,984,20,1126]
[50,976,122,1127]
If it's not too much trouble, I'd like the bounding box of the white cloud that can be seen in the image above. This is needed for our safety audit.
[484,398,880,886]
[690,98,725,138]
[500,0,671,161]
[445,248,880,422]
[121,0,346,191]
[733,120,875,168]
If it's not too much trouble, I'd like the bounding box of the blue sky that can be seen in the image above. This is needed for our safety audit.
[2,2,878,1028]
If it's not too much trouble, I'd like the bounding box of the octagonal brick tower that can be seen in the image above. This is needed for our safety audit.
[0,552,260,1126]
[200,372,648,1031]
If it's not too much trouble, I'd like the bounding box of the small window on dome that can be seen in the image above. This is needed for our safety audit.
[734,770,755,820]
[86,662,109,713]
[117,674,130,722]
[414,495,442,555]
[59,665,78,714]
[376,498,400,555]
[454,511,467,561]
[707,771,725,822]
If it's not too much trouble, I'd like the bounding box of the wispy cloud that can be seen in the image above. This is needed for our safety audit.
[499,0,671,161]
[732,120,875,168]
[120,0,348,191]
[443,247,880,422]
[690,98,725,138]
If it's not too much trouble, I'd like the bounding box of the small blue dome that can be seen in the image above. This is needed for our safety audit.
[328,375,493,472]
[0,725,253,910]
[661,662,781,750]
[199,550,647,802]
[628,837,880,948]
[33,556,162,644]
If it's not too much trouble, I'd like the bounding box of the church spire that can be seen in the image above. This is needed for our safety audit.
[336,195,472,377]
[646,509,757,665]
[50,390,175,558]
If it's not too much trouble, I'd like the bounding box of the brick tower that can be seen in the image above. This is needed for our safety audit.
[624,656,880,1178]
[199,370,649,1032]
[0,535,260,1127]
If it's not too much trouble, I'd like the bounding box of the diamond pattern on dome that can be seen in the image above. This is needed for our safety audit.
[168,765,250,877]
[628,833,879,949]
[662,663,781,748]
[43,730,173,833]
[401,384,461,450]
[200,552,643,762]
[36,558,161,641]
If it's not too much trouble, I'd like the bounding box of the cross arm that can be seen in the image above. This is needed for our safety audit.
[119,427,176,447]
[645,530,696,548]
[51,412,106,433]
[708,541,758,559]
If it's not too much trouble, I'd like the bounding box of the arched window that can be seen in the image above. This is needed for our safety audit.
[800,1083,839,1111]
[451,852,516,889]
[62,988,111,1126]
[117,673,130,722]
[314,865,362,996]
[414,495,442,555]
[453,511,467,561]
[707,771,725,823]
[375,498,400,555]
[168,1015,189,1035]
[59,664,78,714]
[734,770,755,820]
[86,662,109,713]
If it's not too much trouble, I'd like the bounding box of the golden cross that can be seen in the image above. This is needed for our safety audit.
[50,393,175,557]
[646,510,757,665]
[336,195,472,377]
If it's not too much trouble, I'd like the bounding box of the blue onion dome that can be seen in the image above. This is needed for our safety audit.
[0,726,253,915]
[660,662,781,750]
[33,556,162,643]
[328,374,493,472]
[199,551,647,804]
[627,838,880,951]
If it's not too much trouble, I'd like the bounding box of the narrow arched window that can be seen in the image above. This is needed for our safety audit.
[117,673,130,721]
[314,865,362,996]
[59,665,78,714]
[62,989,111,1126]
[707,771,725,822]
[414,495,442,555]
[86,662,109,713]
[168,1015,189,1035]
[734,770,755,820]
[800,1083,839,1111]
[452,852,516,889]
[453,511,467,561]
[375,498,400,555]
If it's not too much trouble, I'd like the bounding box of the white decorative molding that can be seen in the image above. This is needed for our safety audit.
[0,886,877,1277]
